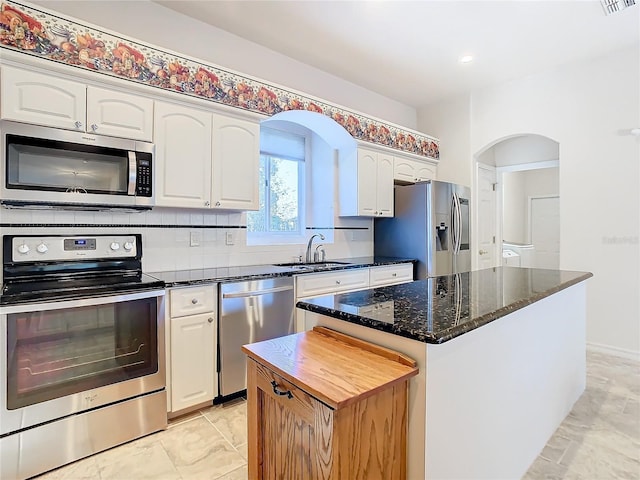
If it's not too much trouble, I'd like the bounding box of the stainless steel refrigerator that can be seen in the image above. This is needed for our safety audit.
[374,180,471,279]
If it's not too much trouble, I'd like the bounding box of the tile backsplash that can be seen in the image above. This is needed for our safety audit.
[0,206,373,274]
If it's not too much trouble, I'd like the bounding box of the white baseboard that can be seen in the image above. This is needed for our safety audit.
[587,341,640,362]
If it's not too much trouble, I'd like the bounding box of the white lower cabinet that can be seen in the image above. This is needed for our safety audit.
[167,285,217,415]
[368,263,414,287]
[296,269,370,299]
[295,263,414,331]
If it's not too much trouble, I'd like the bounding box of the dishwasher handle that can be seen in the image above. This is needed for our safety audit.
[222,285,293,299]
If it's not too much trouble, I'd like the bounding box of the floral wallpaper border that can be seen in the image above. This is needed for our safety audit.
[0,1,439,160]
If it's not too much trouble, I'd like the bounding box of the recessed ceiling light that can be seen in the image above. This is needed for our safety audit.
[459,55,474,64]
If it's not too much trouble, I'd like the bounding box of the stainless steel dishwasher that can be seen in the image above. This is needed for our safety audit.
[218,276,294,398]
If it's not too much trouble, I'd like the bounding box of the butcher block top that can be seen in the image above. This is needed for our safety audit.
[242,326,418,410]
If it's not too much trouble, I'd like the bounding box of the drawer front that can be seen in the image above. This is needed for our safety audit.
[254,360,316,423]
[170,285,216,317]
[369,263,413,287]
[296,269,369,298]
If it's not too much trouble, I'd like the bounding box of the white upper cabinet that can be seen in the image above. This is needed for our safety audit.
[1,66,153,141]
[394,156,437,184]
[376,152,394,216]
[154,102,259,210]
[211,114,259,210]
[154,101,212,208]
[339,146,394,217]
[1,66,85,131]
[86,86,153,141]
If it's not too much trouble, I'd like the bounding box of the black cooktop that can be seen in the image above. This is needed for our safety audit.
[0,272,164,306]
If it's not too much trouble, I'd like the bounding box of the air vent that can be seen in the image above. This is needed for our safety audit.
[601,0,636,15]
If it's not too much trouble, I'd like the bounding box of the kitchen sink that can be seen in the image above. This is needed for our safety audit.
[275,261,350,269]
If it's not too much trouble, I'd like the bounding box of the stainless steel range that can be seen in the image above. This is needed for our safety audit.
[0,234,166,479]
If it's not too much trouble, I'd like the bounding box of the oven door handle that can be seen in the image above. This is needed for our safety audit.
[0,288,165,314]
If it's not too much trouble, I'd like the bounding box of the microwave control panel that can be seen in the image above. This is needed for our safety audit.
[135,154,153,197]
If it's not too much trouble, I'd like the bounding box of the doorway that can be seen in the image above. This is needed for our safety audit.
[474,134,560,270]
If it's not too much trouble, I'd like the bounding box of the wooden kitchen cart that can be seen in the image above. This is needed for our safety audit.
[242,326,418,480]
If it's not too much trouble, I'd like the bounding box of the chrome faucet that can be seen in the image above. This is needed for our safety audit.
[305,233,325,262]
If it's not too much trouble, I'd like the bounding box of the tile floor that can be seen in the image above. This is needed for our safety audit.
[35,350,639,480]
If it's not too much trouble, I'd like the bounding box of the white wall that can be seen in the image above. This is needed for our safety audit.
[494,135,559,166]
[502,171,527,243]
[502,168,559,244]
[418,93,472,188]
[418,46,640,358]
[30,0,417,129]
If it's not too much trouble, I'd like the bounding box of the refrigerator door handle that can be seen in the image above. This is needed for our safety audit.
[450,194,457,253]
[453,193,462,254]
[451,193,458,255]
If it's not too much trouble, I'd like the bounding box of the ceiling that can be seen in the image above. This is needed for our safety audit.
[154,1,639,109]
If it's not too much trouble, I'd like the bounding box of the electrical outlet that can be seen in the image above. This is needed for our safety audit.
[225,231,234,245]
[190,231,202,247]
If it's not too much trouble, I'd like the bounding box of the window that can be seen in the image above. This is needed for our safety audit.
[247,127,306,244]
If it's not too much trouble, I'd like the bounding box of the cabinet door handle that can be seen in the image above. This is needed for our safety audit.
[271,381,293,399]
[91,123,98,131]
[74,121,83,129]
[207,317,214,323]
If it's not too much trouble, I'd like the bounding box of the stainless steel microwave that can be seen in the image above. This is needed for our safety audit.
[0,121,154,210]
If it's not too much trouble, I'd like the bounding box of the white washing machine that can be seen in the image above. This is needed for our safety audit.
[502,249,520,266]
[502,242,536,268]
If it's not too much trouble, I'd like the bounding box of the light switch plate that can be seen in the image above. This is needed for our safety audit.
[190,231,202,247]
[225,231,234,245]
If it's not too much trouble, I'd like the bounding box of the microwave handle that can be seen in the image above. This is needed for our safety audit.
[128,151,137,195]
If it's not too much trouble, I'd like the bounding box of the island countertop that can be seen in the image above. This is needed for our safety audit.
[296,266,593,344]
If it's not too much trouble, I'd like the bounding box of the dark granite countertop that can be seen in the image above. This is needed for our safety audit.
[296,267,593,344]
[147,256,415,287]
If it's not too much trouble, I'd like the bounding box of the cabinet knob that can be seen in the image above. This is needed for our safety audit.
[215,201,221,207]
[374,211,378,215]
[74,121,83,129]
[91,124,98,131]
[392,273,397,277]
[205,201,210,207]
[207,317,214,323]
[191,298,198,304]
[336,280,341,285]
[414,177,419,181]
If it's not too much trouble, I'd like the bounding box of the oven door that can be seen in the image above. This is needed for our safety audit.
[0,289,165,436]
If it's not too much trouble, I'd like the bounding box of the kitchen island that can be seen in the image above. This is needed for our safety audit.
[296,266,592,480]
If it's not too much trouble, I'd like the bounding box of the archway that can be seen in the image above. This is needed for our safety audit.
[474,134,560,270]
[252,110,362,251]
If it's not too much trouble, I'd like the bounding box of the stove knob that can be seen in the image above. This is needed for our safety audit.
[17,243,30,254]
[110,242,121,251]
[123,241,134,252]
[36,243,48,254]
